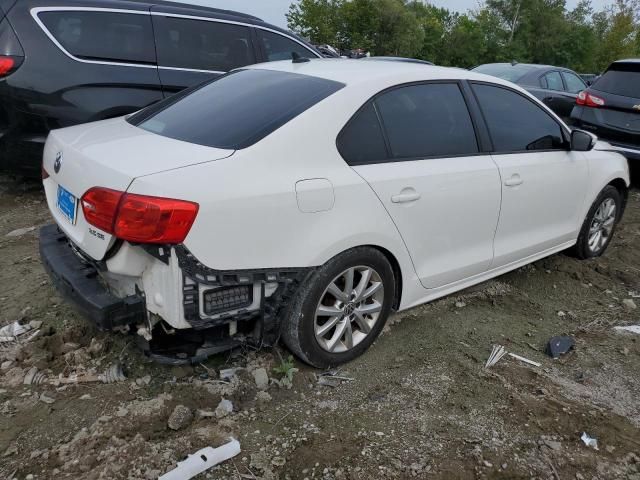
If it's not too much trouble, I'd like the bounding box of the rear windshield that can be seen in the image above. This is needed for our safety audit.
[129,69,344,149]
[472,64,537,83]
[593,64,640,98]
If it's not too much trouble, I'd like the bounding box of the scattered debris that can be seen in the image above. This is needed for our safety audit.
[256,391,272,404]
[485,345,507,369]
[508,353,542,368]
[23,363,126,386]
[622,299,637,311]
[546,336,575,359]
[252,367,269,390]
[455,301,466,308]
[39,393,55,404]
[317,376,342,388]
[316,370,354,387]
[167,405,193,431]
[271,456,286,467]
[219,367,240,381]
[614,325,640,335]
[580,432,599,450]
[215,398,233,418]
[0,321,29,342]
[5,226,36,237]
[159,439,241,480]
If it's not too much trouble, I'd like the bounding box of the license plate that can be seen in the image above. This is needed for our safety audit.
[56,184,78,225]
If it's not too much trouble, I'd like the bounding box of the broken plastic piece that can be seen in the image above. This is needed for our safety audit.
[0,321,29,342]
[485,345,507,369]
[581,432,598,450]
[159,438,241,480]
[508,353,542,367]
[614,325,640,335]
[546,336,575,359]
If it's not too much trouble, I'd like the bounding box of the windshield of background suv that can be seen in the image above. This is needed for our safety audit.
[129,69,344,149]
[593,64,640,98]
[472,64,537,83]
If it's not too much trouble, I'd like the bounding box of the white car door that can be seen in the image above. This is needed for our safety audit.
[339,82,502,289]
[470,83,590,267]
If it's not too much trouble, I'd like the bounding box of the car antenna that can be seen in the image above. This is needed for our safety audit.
[292,52,310,64]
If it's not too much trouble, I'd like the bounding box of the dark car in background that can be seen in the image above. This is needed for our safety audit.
[472,63,587,120]
[570,59,640,163]
[0,0,321,175]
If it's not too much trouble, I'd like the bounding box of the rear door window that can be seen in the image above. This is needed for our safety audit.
[38,11,155,64]
[374,83,478,159]
[562,72,586,94]
[152,16,255,72]
[593,65,640,98]
[130,69,344,149]
[472,83,565,152]
[542,71,564,91]
[257,30,316,61]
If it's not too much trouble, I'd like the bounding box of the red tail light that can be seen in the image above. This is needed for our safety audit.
[0,55,22,77]
[81,188,124,233]
[577,91,605,107]
[81,187,198,244]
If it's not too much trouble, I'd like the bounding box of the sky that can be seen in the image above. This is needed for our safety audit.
[176,0,613,28]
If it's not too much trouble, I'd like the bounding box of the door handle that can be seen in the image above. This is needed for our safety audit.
[391,188,421,204]
[504,174,523,187]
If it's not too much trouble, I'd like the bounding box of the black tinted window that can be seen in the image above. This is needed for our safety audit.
[131,69,343,149]
[473,84,565,152]
[39,11,155,64]
[338,103,388,165]
[153,16,255,72]
[258,30,315,61]
[375,83,478,158]
[593,65,640,98]
[562,72,586,94]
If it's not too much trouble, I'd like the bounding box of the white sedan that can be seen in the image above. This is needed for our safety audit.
[40,59,630,367]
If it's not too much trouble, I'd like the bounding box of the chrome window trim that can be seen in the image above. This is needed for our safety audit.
[30,6,157,69]
[31,6,321,73]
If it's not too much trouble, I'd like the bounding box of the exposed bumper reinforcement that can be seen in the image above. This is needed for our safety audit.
[39,224,145,330]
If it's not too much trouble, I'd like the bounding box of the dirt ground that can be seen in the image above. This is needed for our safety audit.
[0,174,639,480]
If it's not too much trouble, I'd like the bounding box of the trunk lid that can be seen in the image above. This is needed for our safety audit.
[43,117,234,260]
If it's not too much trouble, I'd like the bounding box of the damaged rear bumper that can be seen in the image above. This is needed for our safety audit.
[39,224,313,362]
[39,224,146,330]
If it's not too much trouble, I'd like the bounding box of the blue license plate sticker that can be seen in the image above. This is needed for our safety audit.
[56,184,77,225]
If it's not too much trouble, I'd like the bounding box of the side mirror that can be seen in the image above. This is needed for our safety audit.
[571,129,597,151]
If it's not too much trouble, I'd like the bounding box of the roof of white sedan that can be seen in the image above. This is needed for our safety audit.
[244,58,513,88]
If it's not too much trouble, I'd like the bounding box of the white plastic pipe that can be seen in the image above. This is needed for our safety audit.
[159,439,241,480]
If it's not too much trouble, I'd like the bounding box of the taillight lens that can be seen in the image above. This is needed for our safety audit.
[81,187,198,244]
[577,91,605,107]
[114,194,199,244]
[0,55,23,77]
[81,188,123,233]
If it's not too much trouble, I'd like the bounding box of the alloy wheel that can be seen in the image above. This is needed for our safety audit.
[588,197,616,253]
[314,266,385,353]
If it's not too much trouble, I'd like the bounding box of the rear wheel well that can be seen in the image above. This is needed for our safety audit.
[608,178,629,217]
[365,245,402,311]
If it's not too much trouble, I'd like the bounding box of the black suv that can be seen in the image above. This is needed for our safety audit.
[0,0,320,175]
[570,59,640,163]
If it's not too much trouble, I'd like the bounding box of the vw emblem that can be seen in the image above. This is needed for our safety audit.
[54,152,62,174]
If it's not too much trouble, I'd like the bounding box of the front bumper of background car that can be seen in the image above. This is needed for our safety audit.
[39,224,312,363]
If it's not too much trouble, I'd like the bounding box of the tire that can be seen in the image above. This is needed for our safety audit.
[281,247,395,368]
[572,185,622,259]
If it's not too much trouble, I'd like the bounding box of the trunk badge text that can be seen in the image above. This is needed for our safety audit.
[54,152,62,174]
